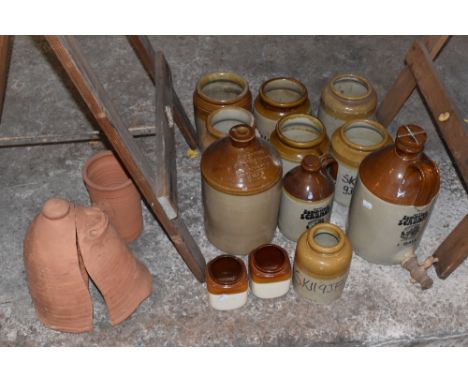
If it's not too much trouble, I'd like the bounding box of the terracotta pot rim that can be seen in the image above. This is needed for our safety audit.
[196,72,249,105]
[259,77,308,108]
[330,73,373,101]
[276,113,326,149]
[206,106,255,139]
[307,223,345,254]
[339,119,389,152]
[82,151,133,192]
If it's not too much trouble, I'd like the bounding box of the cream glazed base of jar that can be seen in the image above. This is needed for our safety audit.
[293,266,348,304]
[251,279,291,299]
[253,108,278,141]
[202,181,281,255]
[208,291,248,310]
[334,159,358,207]
[347,179,435,265]
[279,191,333,241]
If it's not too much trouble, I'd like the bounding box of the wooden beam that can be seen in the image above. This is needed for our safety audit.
[376,36,450,127]
[128,35,198,150]
[406,40,468,190]
[0,36,12,124]
[46,36,206,282]
[433,214,468,279]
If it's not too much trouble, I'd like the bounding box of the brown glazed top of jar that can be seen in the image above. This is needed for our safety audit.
[206,255,248,295]
[248,244,292,283]
[200,125,283,196]
[359,124,440,207]
[283,155,336,201]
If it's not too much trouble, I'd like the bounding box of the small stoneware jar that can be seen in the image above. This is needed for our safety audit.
[270,113,330,175]
[331,119,392,207]
[82,150,143,243]
[248,244,292,299]
[203,106,255,150]
[279,155,336,241]
[193,72,252,149]
[254,77,311,140]
[293,223,352,304]
[318,73,377,137]
[347,124,440,266]
[206,255,248,310]
[201,125,282,255]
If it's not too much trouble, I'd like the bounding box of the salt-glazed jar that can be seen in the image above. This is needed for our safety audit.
[193,72,252,149]
[279,155,336,241]
[200,125,282,255]
[318,73,377,137]
[293,223,352,304]
[270,113,330,175]
[248,244,292,299]
[203,106,255,150]
[347,124,440,266]
[331,119,392,207]
[254,77,311,140]
[206,255,248,310]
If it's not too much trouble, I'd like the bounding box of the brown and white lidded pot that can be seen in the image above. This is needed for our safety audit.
[331,119,392,207]
[254,77,311,140]
[318,73,377,138]
[206,255,248,310]
[293,223,352,304]
[248,244,292,299]
[200,125,282,255]
[347,124,440,267]
[270,113,330,175]
[278,155,336,241]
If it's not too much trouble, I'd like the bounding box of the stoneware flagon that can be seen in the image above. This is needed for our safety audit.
[279,155,336,241]
[347,124,440,268]
[248,244,291,299]
[200,125,282,255]
[293,223,352,304]
[331,119,392,207]
[270,113,330,175]
[76,205,152,325]
[82,150,143,243]
[23,198,93,333]
[193,72,252,149]
[206,255,248,310]
[203,106,255,150]
[254,77,311,140]
[318,73,377,137]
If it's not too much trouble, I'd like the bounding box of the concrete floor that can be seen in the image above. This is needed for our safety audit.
[0,36,467,346]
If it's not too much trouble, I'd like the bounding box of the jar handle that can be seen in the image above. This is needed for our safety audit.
[320,153,338,181]
[411,160,439,206]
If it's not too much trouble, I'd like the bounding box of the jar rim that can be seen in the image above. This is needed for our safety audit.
[306,223,345,254]
[259,77,308,108]
[330,73,373,101]
[276,113,326,149]
[206,106,255,139]
[339,119,389,152]
[196,71,249,105]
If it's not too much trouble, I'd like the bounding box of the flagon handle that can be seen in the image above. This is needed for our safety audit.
[320,153,338,181]
[412,159,440,206]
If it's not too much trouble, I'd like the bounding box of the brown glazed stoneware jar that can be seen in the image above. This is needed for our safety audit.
[206,255,248,310]
[76,205,152,325]
[331,119,392,207]
[254,77,312,140]
[23,199,93,333]
[248,244,292,299]
[293,223,352,304]
[203,106,256,150]
[347,124,440,265]
[270,113,330,175]
[193,72,252,149]
[318,73,378,137]
[279,155,336,241]
[201,125,282,255]
[82,150,143,243]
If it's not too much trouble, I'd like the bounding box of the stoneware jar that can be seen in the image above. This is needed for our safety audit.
[318,73,377,137]
[206,255,248,310]
[248,244,292,299]
[82,150,143,243]
[193,71,252,149]
[293,223,352,304]
[270,113,330,175]
[254,77,311,140]
[203,106,255,150]
[201,125,282,255]
[279,155,336,241]
[331,119,392,207]
[347,124,440,265]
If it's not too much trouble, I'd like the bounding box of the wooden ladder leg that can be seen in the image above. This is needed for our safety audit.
[0,36,12,124]
[46,36,206,282]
